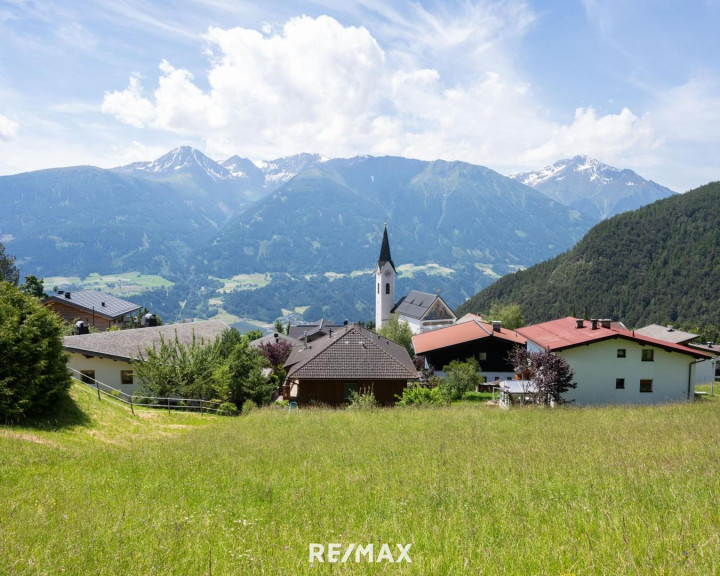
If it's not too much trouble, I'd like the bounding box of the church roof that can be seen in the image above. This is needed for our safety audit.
[377,224,395,271]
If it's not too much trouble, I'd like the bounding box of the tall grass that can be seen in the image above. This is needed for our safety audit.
[1,385,719,574]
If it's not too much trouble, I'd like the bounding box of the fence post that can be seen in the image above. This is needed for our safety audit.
[95,379,101,401]
[130,395,135,416]
[167,397,171,414]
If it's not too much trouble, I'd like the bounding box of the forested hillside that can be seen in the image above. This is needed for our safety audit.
[457,181,720,336]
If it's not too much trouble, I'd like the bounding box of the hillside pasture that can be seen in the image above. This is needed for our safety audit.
[1,386,719,574]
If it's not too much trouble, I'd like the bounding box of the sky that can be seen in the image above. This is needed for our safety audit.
[0,0,718,191]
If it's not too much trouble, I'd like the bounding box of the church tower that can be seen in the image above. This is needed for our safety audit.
[375,224,396,329]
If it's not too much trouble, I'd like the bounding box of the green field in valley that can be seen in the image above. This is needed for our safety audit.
[1,385,719,575]
[43,272,174,296]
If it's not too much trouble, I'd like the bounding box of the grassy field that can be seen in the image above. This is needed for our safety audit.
[44,272,174,296]
[2,387,720,575]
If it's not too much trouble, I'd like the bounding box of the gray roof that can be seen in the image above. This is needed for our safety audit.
[634,324,699,345]
[63,319,229,362]
[250,332,302,348]
[288,319,345,342]
[285,323,418,380]
[45,290,140,319]
[392,290,456,321]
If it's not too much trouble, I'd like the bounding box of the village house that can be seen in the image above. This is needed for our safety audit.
[44,289,141,331]
[287,319,345,343]
[63,319,228,395]
[517,317,713,404]
[412,314,526,382]
[283,323,418,406]
[635,324,718,385]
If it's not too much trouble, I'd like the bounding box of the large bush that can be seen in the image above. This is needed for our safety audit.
[0,282,72,421]
[439,358,483,400]
[134,328,272,410]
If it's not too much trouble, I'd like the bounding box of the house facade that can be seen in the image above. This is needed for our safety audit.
[392,290,456,334]
[283,323,418,406]
[412,317,526,381]
[44,289,141,331]
[636,324,718,386]
[518,317,712,405]
[63,320,228,395]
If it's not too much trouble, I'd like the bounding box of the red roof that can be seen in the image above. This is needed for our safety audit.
[412,319,526,355]
[517,316,712,359]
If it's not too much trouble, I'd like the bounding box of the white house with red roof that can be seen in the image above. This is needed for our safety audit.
[517,317,713,405]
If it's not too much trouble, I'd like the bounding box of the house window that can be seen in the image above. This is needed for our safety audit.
[617,349,626,358]
[80,370,95,385]
[121,370,134,385]
[640,379,653,393]
[478,352,487,361]
[385,283,390,294]
[616,378,625,389]
[641,349,654,362]
[344,382,358,401]
[377,282,379,294]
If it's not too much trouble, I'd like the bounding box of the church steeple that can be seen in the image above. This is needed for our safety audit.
[377,223,396,271]
[375,223,396,329]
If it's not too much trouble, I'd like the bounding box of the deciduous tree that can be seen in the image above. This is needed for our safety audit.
[508,347,576,405]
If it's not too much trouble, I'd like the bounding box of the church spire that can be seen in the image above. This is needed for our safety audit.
[377,223,396,272]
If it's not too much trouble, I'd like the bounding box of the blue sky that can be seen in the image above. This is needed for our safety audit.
[0,0,718,191]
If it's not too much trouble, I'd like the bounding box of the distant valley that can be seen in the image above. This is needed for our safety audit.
[0,147,676,325]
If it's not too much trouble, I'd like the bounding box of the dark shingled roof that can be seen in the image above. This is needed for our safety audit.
[376,224,395,271]
[44,290,140,319]
[63,319,229,362]
[392,290,455,321]
[285,323,418,380]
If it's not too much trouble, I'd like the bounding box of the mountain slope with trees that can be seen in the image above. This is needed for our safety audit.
[457,181,720,334]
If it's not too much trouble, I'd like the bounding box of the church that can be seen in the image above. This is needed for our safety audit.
[374,225,456,334]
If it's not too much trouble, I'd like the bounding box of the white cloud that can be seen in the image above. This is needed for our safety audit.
[101,74,156,128]
[98,9,670,180]
[0,113,19,141]
[520,106,658,167]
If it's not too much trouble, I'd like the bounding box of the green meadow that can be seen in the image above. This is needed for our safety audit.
[43,272,174,296]
[1,386,720,575]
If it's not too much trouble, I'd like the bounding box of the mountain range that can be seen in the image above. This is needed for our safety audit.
[510,155,676,220]
[0,147,677,323]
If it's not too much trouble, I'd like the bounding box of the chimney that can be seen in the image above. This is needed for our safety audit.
[65,291,71,299]
[590,319,598,330]
[575,319,584,329]
[667,325,674,332]
[492,320,502,332]
[328,328,333,338]
[600,319,612,329]
[101,301,106,307]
